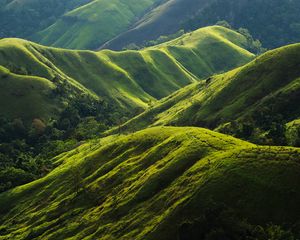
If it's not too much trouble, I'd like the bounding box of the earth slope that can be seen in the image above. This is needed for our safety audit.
[102,0,300,50]
[32,0,163,49]
[0,127,300,239]
[0,26,254,122]
[115,43,300,145]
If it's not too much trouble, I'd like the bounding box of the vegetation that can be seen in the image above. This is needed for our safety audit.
[2,0,300,50]
[114,43,300,146]
[0,0,91,39]
[103,0,300,50]
[0,127,300,239]
[0,26,254,120]
[0,26,254,191]
[1,2,300,238]
[32,0,163,49]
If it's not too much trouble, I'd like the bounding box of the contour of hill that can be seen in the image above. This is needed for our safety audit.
[0,127,300,239]
[2,0,300,50]
[0,0,91,39]
[0,26,254,122]
[31,0,162,49]
[102,0,300,50]
[114,43,300,145]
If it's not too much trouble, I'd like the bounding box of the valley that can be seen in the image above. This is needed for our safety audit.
[1,1,300,239]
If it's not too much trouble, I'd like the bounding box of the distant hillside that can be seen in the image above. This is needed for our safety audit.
[0,0,91,39]
[32,0,163,49]
[0,26,254,122]
[115,43,300,146]
[103,0,300,50]
[1,127,300,239]
[2,0,300,50]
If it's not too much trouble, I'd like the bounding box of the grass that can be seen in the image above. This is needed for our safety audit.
[0,126,300,239]
[0,66,58,120]
[32,0,162,49]
[0,26,254,122]
[114,43,300,138]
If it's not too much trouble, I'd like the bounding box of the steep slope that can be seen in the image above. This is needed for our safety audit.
[115,43,300,145]
[32,0,163,49]
[103,0,300,50]
[0,127,300,239]
[0,26,254,122]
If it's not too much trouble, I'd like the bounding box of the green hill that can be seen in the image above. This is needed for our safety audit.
[2,0,300,50]
[32,0,162,49]
[115,43,300,146]
[0,26,254,192]
[103,0,300,50]
[0,127,300,239]
[0,26,254,122]
[0,0,91,39]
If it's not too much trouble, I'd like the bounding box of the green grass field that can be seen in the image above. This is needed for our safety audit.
[32,0,162,49]
[114,43,300,145]
[0,126,299,239]
[0,26,254,122]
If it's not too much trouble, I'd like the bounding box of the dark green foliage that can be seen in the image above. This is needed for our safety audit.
[182,0,300,49]
[0,0,91,39]
[123,29,186,50]
[0,95,120,193]
[177,204,297,240]
[0,167,34,192]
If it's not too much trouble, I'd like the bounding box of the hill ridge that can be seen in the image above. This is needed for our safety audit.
[1,126,300,239]
[0,26,254,121]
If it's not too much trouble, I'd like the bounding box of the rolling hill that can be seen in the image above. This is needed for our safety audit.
[102,0,300,50]
[0,26,254,192]
[114,43,300,146]
[0,0,91,39]
[32,0,163,49]
[0,26,254,122]
[0,127,300,239]
[2,0,300,50]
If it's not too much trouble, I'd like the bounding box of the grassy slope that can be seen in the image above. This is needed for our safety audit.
[0,26,254,121]
[0,0,91,38]
[115,43,300,135]
[0,127,300,239]
[101,0,213,50]
[33,0,162,49]
[103,0,300,50]
[0,66,59,120]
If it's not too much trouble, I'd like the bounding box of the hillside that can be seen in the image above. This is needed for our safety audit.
[0,26,254,122]
[0,26,254,192]
[32,0,162,49]
[2,0,300,50]
[102,0,300,50]
[115,43,300,146]
[0,127,300,239]
[0,0,91,39]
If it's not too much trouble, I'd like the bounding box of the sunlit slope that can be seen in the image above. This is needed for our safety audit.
[101,0,217,50]
[0,66,59,120]
[116,43,300,138]
[103,0,300,50]
[0,127,300,239]
[33,0,161,49]
[0,26,254,121]
[148,26,254,78]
